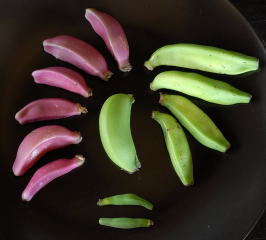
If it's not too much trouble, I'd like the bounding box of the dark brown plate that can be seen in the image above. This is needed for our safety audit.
[0,0,265,239]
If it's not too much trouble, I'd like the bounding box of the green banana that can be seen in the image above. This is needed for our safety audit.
[99,218,154,229]
[150,71,251,105]
[160,94,230,152]
[144,43,259,75]
[152,111,193,186]
[97,193,154,210]
[99,93,140,173]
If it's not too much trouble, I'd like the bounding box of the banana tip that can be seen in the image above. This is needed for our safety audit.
[102,71,113,81]
[12,168,20,177]
[227,142,231,150]
[85,8,95,13]
[75,155,85,165]
[120,63,132,72]
[15,112,23,124]
[222,142,231,153]
[127,169,138,174]
[126,164,141,174]
[127,94,135,104]
[42,40,48,46]
[76,133,83,144]
[85,89,93,98]
[151,111,158,119]
[248,94,252,103]
[158,92,164,103]
[149,82,156,91]
[184,179,194,186]
[144,61,153,70]
[32,70,38,79]
[77,103,88,114]
[21,191,31,202]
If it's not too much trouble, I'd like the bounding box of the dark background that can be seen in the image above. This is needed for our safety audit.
[0,0,264,239]
[231,1,266,239]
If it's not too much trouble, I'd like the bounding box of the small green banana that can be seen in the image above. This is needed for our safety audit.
[144,43,259,75]
[150,71,251,105]
[160,94,230,152]
[152,111,193,186]
[97,193,154,210]
[99,93,140,173]
[99,218,154,229]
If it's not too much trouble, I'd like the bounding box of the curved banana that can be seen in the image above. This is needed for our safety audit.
[15,98,87,124]
[159,94,230,152]
[144,43,259,75]
[152,111,193,186]
[99,94,140,173]
[97,193,153,210]
[13,125,82,176]
[150,71,251,105]
[43,35,112,80]
[85,8,132,72]
[22,155,85,201]
[32,67,92,97]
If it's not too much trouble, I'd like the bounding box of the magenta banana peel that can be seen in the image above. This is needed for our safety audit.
[32,67,92,97]
[43,35,112,80]
[22,155,85,201]
[12,125,82,176]
[15,98,87,124]
[85,8,132,72]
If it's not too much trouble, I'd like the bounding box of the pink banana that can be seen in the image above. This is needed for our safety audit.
[43,35,113,80]
[12,125,82,176]
[85,8,132,72]
[15,98,88,125]
[21,155,85,201]
[32,67,92,97]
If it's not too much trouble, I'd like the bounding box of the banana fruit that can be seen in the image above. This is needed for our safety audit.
[22,155,85,201]
[99,94,140,173]
[152,111,193,186]
[85,8,132,72]
[43,35,112,80]
[32,67,92,97]
[97,193,153,210]
[159,94,230,152]
[150,71,251,105]
[13,125,82,176]
[99,218,154,229]
[15,98,87,124]
[144,43,259,75]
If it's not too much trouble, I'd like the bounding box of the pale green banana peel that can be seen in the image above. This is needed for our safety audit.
[144,43,258,75]
[99,93,140,173]
[97,193,153,210]
[152,111,193,186]
[99,218,154,229]
[159,94,230,152]
[150,71,251,105]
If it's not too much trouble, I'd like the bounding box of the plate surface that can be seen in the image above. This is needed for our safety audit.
[0,0,266,239]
